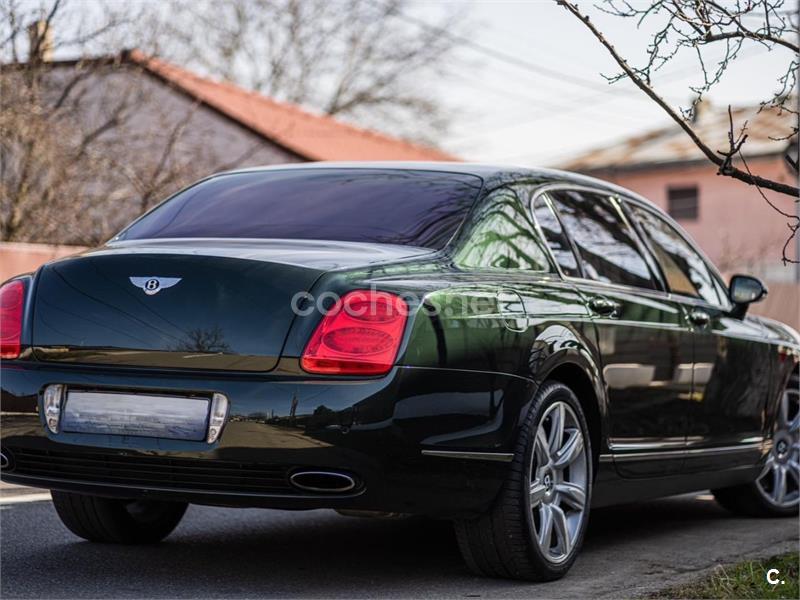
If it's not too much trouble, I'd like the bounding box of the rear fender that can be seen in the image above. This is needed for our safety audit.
[532,327,609,457]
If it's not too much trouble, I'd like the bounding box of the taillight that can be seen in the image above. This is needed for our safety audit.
[301,290,408,375]
[0,279,26,360]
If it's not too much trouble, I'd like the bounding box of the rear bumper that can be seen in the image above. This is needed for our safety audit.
[0,361,534,517]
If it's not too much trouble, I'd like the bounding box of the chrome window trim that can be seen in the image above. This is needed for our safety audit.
[527,183,588,281]
[617,194,734,312]
[624,202,727,307]
[527,183,666,295]
[611,195,670,292]
[528,191,582,278]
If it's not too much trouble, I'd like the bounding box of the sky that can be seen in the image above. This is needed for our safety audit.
[416,0,796,167]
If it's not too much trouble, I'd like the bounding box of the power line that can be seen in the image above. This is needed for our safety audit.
[446,84,678,137]
[391,4,777,161]
[446,87,679,148]
[387,4,633,97]
[444,44,769,147]
[393,4,771,140]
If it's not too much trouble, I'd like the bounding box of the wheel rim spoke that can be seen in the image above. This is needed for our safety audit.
[773,465,787,504]
[553,430,584,469]
[548,403,565,455]
[534,427,550,465]
[555,481,586,510]
[537,504,554,551]
[758,454,775,480]
[530,481,548,508]
[787,461,800,486]
[551,505,572,556]
[779,392,790,428]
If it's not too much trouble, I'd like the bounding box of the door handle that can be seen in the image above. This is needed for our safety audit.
[589,297,619,317]
[688,309,711,327]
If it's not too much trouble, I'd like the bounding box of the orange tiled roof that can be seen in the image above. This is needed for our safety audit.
[563,102,795,172]
[127,50,457,162]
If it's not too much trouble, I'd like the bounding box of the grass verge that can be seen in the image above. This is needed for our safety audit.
[653,552,799,599]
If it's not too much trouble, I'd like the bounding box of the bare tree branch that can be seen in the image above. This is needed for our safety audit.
[166,0,467,143]
[0,1,218,245]
[557,0,799,199]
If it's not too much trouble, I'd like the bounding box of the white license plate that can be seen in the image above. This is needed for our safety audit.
[61,391,210,441]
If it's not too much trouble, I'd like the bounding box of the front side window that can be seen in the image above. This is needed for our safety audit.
[548,190,657,290]
[454,188,550,271]
[532,196,580,277]
[628,204,722,305]
[117,169,484,250]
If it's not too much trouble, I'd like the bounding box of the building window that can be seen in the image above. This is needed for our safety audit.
[667,186,699,220]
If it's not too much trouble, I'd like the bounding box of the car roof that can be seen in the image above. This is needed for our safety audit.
[216,161,659,211]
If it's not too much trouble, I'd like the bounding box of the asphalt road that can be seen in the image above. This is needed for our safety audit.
[1,492,797,599]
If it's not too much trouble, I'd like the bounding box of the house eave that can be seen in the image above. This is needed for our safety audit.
[568,152,785,177]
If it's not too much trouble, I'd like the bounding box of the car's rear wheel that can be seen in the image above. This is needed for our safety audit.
[454,381,592,581]
[713,368,799,517]
[51,491,187,543]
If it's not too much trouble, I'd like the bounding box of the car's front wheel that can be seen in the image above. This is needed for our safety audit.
[454,381,592,581]
[51,491,188,543]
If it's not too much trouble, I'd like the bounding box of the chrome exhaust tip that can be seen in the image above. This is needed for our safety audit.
[0,451,10,470]
[289,470,357,493]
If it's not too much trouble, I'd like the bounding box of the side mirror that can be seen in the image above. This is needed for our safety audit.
[728,275,768,318]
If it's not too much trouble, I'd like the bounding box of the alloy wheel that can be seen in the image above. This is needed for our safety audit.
[529,401,589,564]
[757,370,800,508]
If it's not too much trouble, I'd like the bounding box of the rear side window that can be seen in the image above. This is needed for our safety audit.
[117,169,484,250]
[548,190,657,290]
[454,188,550,271]
[628,204,722,305]
[532,196,580,277]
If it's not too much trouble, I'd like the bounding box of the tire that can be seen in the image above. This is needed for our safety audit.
[454,381,593,581]
[51,491,188,543]
[712,483,798,518]
[713,369,799,518]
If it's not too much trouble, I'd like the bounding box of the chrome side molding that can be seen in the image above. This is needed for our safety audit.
[421,450,514,462]
[611,442,763,462]
[422,443,762,464]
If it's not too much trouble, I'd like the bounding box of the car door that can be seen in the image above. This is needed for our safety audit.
[626,202,769,472]
[541,188,693,477]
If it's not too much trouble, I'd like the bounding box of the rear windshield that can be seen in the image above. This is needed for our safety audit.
[117,169,483,249]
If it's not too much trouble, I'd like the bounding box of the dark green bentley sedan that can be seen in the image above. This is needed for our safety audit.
[1,163,798,581]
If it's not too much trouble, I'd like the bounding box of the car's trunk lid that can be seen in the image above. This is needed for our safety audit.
[31,239,429,371]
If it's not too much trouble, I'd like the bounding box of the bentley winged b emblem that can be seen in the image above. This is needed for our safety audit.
[129,276,182,296]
